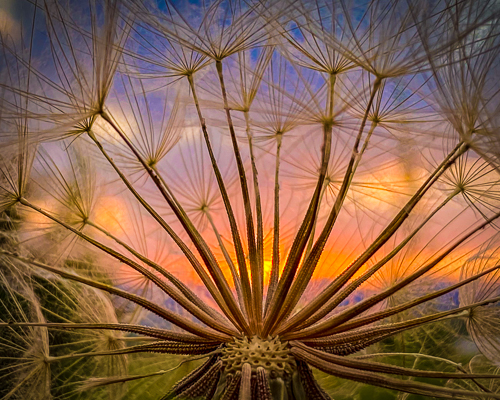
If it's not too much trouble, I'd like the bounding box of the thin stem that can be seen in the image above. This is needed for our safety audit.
[86,220,237,336]
[204,209,245,313]
[304,181,328,260]
[262,73,342,333]
[265,133,282,314]
[309,263,500,337]
[96,116,249,334]
[281,141,468,332]
[244,109,264,327]
[291,341,500,380]
[280,189,459,334]
[288,209,500,339]
[269,78,382,333]
[187,73,252,334]
[2,250,229,341]
[18,197,214,323]
[262,127,331,334]
[262,119,333,337]
[291,347,500,399]
[46,341,219,362]
[86,130,239,330]
[0,322,212,342]
[352,353,492,393]
[216,59,261,330]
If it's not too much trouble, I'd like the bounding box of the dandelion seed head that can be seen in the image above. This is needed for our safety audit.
[2,0,500,399]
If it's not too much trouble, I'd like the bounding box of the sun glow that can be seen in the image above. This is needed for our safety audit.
[263,259,273,284]
[93,196,130,235]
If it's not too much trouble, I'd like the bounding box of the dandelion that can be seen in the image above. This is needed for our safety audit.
[1,0,500,399]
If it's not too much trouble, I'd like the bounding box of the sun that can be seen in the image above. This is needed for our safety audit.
[263,259,273,284]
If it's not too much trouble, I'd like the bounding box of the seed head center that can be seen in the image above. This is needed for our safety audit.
[221,336,295,377]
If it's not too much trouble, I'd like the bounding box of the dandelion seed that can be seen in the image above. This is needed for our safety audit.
[1,0,500,399]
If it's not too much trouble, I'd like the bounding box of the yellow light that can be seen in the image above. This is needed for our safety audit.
[263,259,273,284]
[93,196,129,235]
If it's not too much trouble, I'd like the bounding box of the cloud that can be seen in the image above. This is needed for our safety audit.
[0,0,20,38]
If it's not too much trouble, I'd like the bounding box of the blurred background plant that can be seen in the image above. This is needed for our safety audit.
[1,0,500,399]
